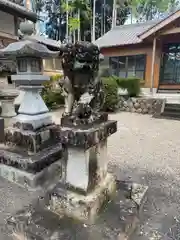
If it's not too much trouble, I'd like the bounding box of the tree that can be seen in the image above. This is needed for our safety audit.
[130,0,180,21]
[34,0,91,42]
[95,0,130,39]
[34,0,131,42]
[71,0,92,41]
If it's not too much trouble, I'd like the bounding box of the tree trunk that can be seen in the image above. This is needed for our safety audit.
[92,0,96,42]
[101,3,103,36]
[77,9,80,41]
[73,30,76,43]
[66,0,69,41]
[112,0,116,29]
[103,0,106,34]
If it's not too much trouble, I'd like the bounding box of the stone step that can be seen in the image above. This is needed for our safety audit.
[157,89,180,94]
[164,109,180,114]
[165,103,180,110]
[153,114,180,121]
[161,111,180,118]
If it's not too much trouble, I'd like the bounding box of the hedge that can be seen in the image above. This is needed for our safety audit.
[101,76,119,112]
[116,77,141,97]
[42,74,64,109]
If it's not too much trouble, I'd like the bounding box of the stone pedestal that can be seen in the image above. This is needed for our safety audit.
[48,119,117,223]
[0,88,18,127]
[0,90,65,190]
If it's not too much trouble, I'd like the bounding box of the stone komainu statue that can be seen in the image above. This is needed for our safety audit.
[59,41,105,125]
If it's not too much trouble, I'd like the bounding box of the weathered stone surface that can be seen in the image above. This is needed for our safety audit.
[137,108,142,113]
[50,173,116,223]
[7,181,148,240]
[59,42,104,121]
[0,142,67,189]
[66,140,108,194]
[119,96,165,115]
[0,160,63,189]
[61,112,108,127]
[131,183,148,214]
[59,120,117,149]
[0,142,66,174]
[134,103,140,109]
[4,124,59,154]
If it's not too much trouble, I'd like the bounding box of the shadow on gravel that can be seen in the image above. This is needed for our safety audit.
[109,163,180,240]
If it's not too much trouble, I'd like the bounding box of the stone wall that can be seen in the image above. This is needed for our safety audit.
[119,96,166,115]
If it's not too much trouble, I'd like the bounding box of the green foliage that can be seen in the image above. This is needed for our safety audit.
[42,89,64,109]
[42,74,64,109]
[69,17,80,32]
[101,76,119,112]
[116,77,141,97]
[130,0,172,21]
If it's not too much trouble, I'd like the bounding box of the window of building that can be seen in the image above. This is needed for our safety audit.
[109,54,146,79]
[44,59,54,70]
[43,58,62,71]
[7,75,12,84]
[160,43,180,84]
[54,58,62,71]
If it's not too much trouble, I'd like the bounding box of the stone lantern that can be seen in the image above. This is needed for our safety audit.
[0,22,59,131]
[0,22,66,189]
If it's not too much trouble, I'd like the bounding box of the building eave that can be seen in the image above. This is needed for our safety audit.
[0,0,37,22]
[139,9,180,40]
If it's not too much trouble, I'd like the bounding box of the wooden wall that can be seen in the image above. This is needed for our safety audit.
[100,43,162,88]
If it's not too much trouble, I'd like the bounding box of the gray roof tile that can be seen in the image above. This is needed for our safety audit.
[29,35,61,49]
[94,20,160,48]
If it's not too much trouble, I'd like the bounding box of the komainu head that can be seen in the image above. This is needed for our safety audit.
[59,41,101,73]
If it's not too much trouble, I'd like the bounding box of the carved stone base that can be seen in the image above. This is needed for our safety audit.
[7,181,148,240]
[4,124,59,154]
[12,113,53,131]
[0,143,67,189]
[0,160,62,190]
[61,112,108,127]
[49,173,116,223]
[59,120,117,149]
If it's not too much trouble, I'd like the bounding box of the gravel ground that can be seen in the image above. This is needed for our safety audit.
[0,110,180,239]
[53,110,180,239]
[107,112,180,240]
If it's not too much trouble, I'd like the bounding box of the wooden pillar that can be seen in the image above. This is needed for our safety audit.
[150,37,157,94]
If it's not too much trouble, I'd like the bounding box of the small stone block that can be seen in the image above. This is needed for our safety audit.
[7,181,147,240]
[59,120,117,149]
[117,180,133,199]
[131,183,148,214]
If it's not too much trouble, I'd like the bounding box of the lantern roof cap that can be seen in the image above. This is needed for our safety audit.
[0,21,59,59]
[0,40,59,58]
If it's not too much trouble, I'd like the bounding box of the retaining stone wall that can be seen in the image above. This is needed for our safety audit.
[119,96,166,115]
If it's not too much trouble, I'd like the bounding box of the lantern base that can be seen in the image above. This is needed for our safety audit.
[12,113,53,131]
